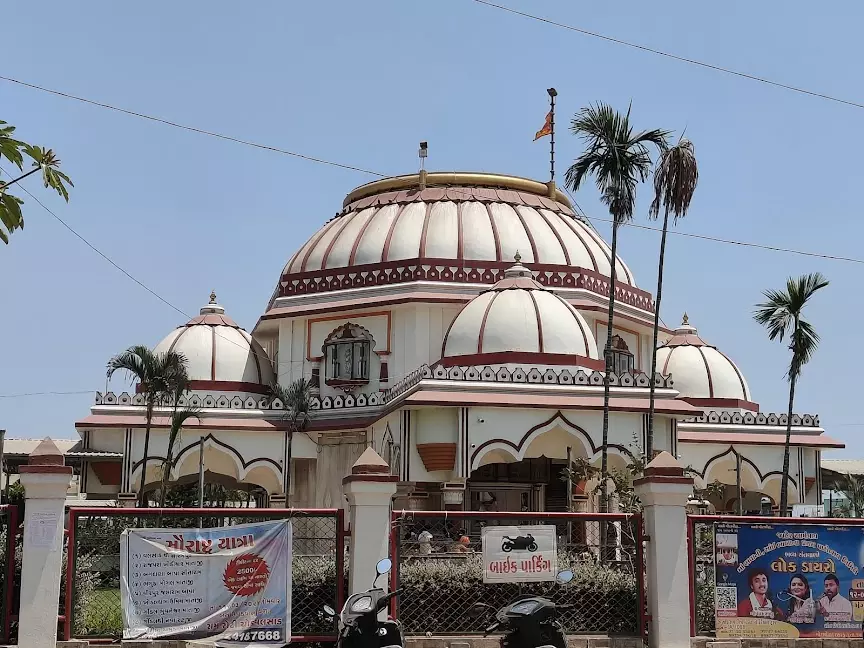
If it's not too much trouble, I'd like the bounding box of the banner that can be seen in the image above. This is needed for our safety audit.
[482,525,557,583]
[121,519,292,646]
[715,521,864,638]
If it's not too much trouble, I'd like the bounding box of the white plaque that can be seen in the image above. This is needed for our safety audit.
[28,511,59,548]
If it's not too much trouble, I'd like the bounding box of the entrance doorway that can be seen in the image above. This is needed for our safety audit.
[467,457,569,512]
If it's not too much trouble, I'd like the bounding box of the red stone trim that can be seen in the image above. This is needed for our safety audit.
[187,380,270,394]
[381,204,409,262]
[527,291,544,352]
[348,207,378,266]
[342,473,399,485]
[684,398,759,412]
[210,326,217,380]
[485,203,503,262]
[418,203,433,258]
[299,217,340,272]
[320,211,356,269]
[513,205,540,262]
[439,351,605,370]
[535,207,571,265]
[274,258,654,312]
[477,292,499,353]
[456,202,464,260]
[19,464,73,475]
[417,443,457,472]
[695,346,714,398]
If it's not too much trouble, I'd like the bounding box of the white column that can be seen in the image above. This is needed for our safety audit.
[342,447,397,595]
[17,439,73,648]
[633,451,694,648]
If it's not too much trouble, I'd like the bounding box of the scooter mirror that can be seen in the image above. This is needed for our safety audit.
[556,570,574,584]
[376,558,393,575]
[322,605,336,616]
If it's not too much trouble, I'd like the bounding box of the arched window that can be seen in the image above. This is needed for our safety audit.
[323,323,374,385]
[609,334,634,374]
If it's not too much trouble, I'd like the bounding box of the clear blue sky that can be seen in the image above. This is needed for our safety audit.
[1,1,861,453]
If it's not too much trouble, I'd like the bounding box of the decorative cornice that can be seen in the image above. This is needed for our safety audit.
[682,411,820,427]
[94,365,675,417]
[276,260,654,312]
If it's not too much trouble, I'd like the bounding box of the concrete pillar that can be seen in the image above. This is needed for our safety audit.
[17,438,73,648]
[633,451,694,648]
[343,447,397,595]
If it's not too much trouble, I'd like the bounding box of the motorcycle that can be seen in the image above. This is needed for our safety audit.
[501,534,538,552]
[323,558,404,648]
[474,570,574,648]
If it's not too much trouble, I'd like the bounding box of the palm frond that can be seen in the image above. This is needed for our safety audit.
[565,102,669,224]
[649,138,699,224]
[270,379,314,432]
[753,274,829,381]
[0,192,24,243]
[0,122,24,170]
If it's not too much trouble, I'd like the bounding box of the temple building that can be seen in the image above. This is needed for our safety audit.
[70,171,841,512]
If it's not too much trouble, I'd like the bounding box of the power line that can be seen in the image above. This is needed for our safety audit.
[0,390,93,399]
[3,73,862,266]
[0,75,385,177]
[471,0,864,111]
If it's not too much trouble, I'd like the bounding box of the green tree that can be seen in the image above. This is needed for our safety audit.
[565,103,668,509]
[107,345,189,507]
[270,379,314,505]
[753,273,829,515]
[833,473,864,518]
[646,137,699,457]
[159,406,200,508]
[0,121,73,243]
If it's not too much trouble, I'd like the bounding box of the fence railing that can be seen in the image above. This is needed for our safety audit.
[0,505,19,644]
[64,507,345,643]
[686,514,864,637]
[390,510,644,637]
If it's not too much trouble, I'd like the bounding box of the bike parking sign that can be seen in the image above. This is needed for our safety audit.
[481,525,557,583]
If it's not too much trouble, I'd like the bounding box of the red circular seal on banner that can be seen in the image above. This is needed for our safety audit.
[223,553,271,596]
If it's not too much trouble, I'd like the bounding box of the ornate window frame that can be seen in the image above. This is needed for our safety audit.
[322,322,375,388]
[609,334,634,375]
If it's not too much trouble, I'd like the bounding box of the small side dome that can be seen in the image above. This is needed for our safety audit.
[154,292,275,392]
[655,314,751,402]
[441,257,600,367]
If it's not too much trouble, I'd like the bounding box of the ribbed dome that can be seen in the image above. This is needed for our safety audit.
[655,315,751,402]
[279,173,635,288]
[154,293,275,393]
[441,259,600,367]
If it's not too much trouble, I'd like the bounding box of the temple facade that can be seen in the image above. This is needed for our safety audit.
[72,172,840,513]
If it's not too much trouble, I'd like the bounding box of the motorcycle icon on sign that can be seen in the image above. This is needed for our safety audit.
[501,534,538,552]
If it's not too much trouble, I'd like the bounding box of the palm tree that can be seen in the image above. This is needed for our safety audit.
[646,137,699,457]
[834,473,864,518]
[753,273,829,515]
[565,102,668,510]
[159,405,200,508]
[107,345,188,507]
[270,379,314,505]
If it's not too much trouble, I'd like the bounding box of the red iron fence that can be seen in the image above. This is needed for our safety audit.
[0,505,18,644]
[390,510,645,637]
[64,507,346,643]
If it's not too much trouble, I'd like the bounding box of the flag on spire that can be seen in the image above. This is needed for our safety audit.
[534,111,553,140]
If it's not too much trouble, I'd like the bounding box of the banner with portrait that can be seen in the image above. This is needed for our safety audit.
[714,521,864,638]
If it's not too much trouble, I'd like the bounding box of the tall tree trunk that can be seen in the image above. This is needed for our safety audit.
[600,220,621,513]
[198,438,205,508]
[140,400,153,508]
[646,206,671,459]
[779,375,797,516]
[284,427,294,507]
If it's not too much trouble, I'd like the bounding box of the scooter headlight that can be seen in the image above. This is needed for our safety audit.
[350,596,374,612]
[509,600,540,615]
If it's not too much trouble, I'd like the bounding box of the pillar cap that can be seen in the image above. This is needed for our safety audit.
[19,437,72,475]
[633,451,692,487]
[351,447,391,475]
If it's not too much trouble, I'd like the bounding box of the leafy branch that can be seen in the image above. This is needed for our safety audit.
[0,120,73,243]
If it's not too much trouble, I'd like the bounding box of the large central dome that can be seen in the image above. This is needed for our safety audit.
[271,173,654,312]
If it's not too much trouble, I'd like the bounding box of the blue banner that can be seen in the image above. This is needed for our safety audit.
[715,521,864,638]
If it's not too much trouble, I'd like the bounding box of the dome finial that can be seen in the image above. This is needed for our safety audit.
[514,250,522,263]
[682,312,689,326]
[210,290,217,305]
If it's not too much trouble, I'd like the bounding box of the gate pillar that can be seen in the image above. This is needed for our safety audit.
[634,451,694,648]
[343,447,397,596]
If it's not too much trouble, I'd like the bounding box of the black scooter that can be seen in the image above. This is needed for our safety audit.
[501,534,538,552]
[475,570,574,648]
[323,558,403,648]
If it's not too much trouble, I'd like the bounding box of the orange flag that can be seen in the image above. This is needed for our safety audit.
[534,111,553,140]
